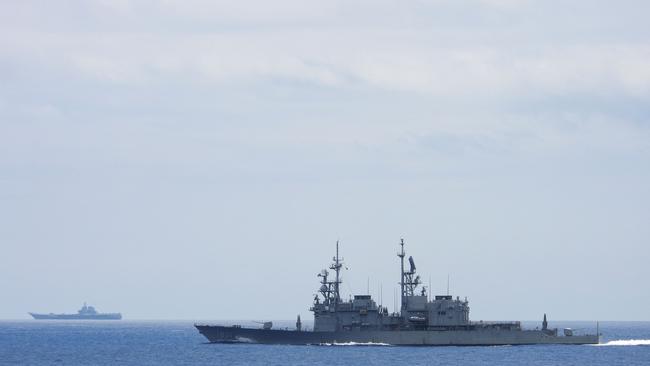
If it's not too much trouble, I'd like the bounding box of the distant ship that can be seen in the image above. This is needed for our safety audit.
[196,240,600,345]
[29,303,122,320]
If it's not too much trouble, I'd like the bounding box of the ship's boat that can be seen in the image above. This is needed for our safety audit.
[29,303,122,320]
[196,240,599,345]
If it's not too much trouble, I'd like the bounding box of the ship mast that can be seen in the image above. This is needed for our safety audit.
[330,240,343,309]
[398,238,421,314]
[316,241,344,310]
[398,238,406,313]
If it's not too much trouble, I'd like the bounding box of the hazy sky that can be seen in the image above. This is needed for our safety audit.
[1,0,649,321]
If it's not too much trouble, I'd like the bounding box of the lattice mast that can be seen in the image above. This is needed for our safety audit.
[331,240,343,309]
[317,241,343,308]
[398,238,421,314]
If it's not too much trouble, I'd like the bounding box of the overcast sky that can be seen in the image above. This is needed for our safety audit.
[1,0,649,321]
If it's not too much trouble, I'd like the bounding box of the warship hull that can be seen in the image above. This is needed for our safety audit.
[196,240,600,346]
[195,325,598,346]
[29,313,122,320]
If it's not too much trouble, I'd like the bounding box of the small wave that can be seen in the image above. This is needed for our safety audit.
[592,339,650,346]
[319,342,392,346]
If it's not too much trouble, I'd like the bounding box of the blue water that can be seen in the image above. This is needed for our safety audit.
[1,321,649,365]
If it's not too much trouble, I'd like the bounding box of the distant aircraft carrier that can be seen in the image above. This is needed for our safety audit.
[29,303,122,320]
[196,239,599,345]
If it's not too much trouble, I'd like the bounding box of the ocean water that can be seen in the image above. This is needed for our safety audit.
[1,320,649,365]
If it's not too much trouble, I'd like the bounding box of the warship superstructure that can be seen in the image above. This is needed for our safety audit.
[29,303,122,320]
[196,240,599,345]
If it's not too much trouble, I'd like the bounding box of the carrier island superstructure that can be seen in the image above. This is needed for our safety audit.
[196,240,599,345]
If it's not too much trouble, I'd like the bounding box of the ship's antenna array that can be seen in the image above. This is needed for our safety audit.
[333,240,342,305]
[316,241,344,309]
[398,238,421,313]
[393,287,397,314]
[447,274,450,296]
[398,239,405,312]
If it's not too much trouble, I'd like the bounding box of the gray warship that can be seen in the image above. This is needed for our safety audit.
[196,240,599,345]
[29,303,122,320]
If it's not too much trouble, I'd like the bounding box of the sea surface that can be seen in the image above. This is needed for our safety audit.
[1,320,649,365]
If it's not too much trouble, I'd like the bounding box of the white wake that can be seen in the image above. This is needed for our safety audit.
[593,339,650,346]
[319,342,392,346]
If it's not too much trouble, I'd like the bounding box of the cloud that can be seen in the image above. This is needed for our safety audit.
[3,27,650,99]
[1,0,649,160]
[2,2,650,99]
